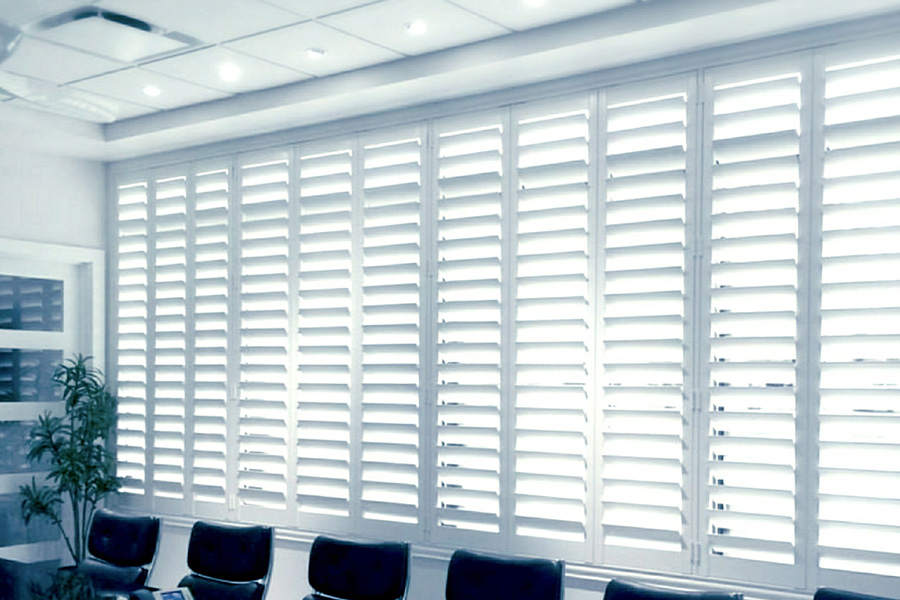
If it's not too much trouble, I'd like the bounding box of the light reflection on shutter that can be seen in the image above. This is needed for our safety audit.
[238,152,290,511]
[361,134,422,524]
[297,145,354,517]
[818,49,900,578]
[193,165,230,505]
[116,180,150,496]
[513,99,589,546]
[706,67,801,566]
[435,116,504,534]
[600,81,688,559]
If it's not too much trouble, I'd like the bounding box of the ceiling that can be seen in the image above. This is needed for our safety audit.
[1,0,900,161]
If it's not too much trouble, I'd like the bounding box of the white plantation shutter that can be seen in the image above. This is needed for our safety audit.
[151,173,189,504]
[512,98,590,555]
[817,47,900,581]
[192,163,232,512]
[434,114,505,541]
[237,151,292,517]
[296,143,355,522]
[115,179,150,499]
[361,131,423,528]
[703,62,803,580]
[599,79,691,570]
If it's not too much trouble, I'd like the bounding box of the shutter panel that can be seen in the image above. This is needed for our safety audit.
[237,151,291,516]
[361,133,423,526]
[434,114,504,539]
[705,64,801,576]
[151,174,188,503]
[115,179,150,498]
[512,98,590,554]
[192,164,231,509]
[818,49,900,580]
[599,80,690,569]
[297,144,354,520]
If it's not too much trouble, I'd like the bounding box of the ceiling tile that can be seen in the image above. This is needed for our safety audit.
[0,75,150,123]
[96,0,304,43]
[0,0,95,27]
[1,36,124,85]
[71,67,229,110]
[260,0,381,18]
[447,0,635,31]
[143,46,308,93]
[322,0,510,56]
[227,21,403,77]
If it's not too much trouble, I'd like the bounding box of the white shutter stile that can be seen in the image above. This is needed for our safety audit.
[114,176,151,506]
[702,56,805,587]
[511,95,592,560]
[816,44,900,590]
[598,77,692,573]
[433,111,507,550]
[359,127,425,537]
[150,169,189,513]
[296,140,356,531]
[236,149,292,523]
[192,159,233,519]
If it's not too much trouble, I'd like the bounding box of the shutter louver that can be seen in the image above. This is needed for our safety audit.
[116,180,150,497]
[193,165,231,507]
[706,68,801,568]
[297,146,354,518]
[361,135,422,525]
[435,117,504,535]
[818,50,900,579]
[151,175,188,501]
[513,100,589,549]
[600,81,689,563]
[238,152,291,513]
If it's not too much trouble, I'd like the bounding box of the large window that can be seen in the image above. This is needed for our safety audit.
[111,38,900,596]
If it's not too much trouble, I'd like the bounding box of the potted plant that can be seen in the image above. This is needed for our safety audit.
[19,354,120,598]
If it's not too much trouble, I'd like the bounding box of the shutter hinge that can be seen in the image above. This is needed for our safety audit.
[228,493,237,511]
[692,542,702,568]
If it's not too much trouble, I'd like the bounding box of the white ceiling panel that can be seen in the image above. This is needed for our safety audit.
[96,0,304,43]
[71,67,229,109]
[260,0,378,19]
[2,36,124,85]
[33,15,190,62]
[144,46,308,93]
[0,0,95,27]
[227,21,403,77]
[322,0,510,56]
[448,0,636,31]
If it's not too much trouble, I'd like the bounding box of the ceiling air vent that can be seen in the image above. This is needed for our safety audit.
[28,6,201,64]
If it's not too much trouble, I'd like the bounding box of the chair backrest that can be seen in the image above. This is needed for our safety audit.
[814,589,893,600]
[603,579,742,600]
[446,549,564,600]
[88,508,160,567]
[179,520,273,600]
[307,535,410,600]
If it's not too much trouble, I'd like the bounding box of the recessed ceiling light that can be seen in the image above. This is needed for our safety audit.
[306,47,326,60]
[405,20,427,36]
[143,85,161,97]
[523,0,547,6]
[218,62,241,83]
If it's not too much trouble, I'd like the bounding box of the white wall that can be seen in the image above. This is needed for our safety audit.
[0,146,105,249]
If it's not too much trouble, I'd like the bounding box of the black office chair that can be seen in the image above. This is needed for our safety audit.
[814,589,894,600]
[304,535,410,600]
[77,508,160,598]
[446,549,564,600]
[603,579,742,600]
[177,520,273,600]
